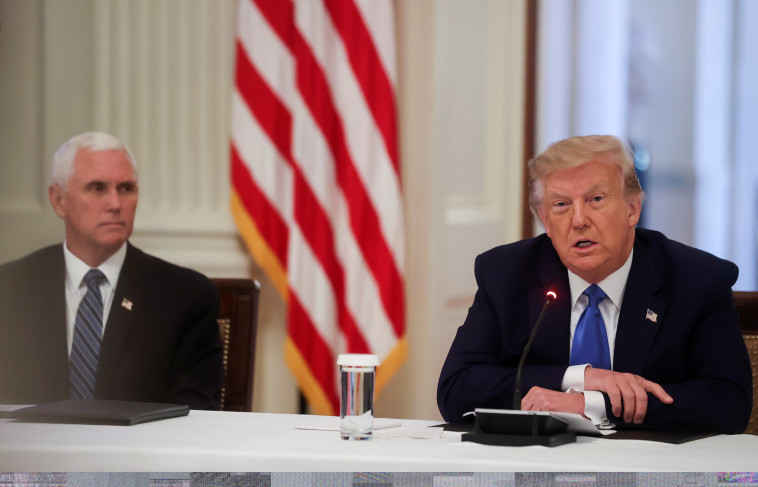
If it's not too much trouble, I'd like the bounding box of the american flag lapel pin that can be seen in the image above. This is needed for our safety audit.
[645,308,658,323]
[121,298,133,311]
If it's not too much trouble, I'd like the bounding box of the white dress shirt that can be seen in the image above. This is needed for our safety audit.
[63,241,127,355]
[560,249,633,426]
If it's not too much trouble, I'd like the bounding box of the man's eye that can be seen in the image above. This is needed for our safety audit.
[592,195,604,203]
[90,183,106,192]
[554,202,568,208]
[119,183,137,193]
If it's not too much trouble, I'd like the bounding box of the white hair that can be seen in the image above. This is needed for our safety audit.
[51,132,137,190]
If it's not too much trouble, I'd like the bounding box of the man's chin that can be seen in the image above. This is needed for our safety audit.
[96,233,130,250]
[566,258,607,282]
[97,222,127,234]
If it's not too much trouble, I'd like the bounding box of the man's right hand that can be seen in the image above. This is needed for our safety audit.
[584,367,673,424]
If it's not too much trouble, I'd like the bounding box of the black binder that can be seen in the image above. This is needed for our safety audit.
[8,399,190,426]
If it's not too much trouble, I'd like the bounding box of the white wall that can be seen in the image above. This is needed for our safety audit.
[0,0,526,420]
[383,0,525,420]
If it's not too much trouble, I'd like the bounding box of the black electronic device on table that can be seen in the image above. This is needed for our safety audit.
[462,408,576,447]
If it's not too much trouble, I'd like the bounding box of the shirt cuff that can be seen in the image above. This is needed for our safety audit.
[560,364,611,427]
[561,364,589,392]
[582,390,609,427]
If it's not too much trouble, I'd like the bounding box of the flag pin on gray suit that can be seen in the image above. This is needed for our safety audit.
[645,309,658,323]
[121,298,133,311]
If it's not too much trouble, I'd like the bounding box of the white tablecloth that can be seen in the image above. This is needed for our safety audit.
[1,410,757,471]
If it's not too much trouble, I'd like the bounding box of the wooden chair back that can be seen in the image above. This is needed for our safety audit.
[212,278,260,412]
[735,291,758,435]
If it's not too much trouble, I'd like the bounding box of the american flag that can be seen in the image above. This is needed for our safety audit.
[645,308,658,323]
[230,0,406,415]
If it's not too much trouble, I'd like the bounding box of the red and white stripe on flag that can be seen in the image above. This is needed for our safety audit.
[230,0,406,415]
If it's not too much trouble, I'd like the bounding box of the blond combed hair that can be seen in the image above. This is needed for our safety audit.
[527,135,645,218]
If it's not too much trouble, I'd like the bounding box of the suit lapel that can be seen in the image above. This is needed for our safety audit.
[97,243,150,387]
[529,243,571,363]
[40,246,70,396]
[613,233,666,375]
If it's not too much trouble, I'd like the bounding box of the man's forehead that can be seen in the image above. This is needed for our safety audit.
[75,147,131,162]
[73,149,137,181]
[544,159,621,187]
[544,179,612,197]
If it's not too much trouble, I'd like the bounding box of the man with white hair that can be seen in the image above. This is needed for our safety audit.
[0,132,223,409]
[438,135,752,433]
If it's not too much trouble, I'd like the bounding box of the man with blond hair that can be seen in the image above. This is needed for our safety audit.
[438,135,752,433]
[0,132,223,409]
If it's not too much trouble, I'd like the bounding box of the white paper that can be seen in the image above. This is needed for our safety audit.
[472,408,615,436]
[295,419,401,432]
[374,427,443,439]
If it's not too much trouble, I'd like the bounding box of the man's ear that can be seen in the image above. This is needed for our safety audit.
[48,184,66,219]
[627,194,642,227]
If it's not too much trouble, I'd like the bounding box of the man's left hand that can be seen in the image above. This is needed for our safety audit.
[521,386,586,416]
[584,368,673,423]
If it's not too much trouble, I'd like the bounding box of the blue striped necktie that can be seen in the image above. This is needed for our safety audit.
[70,269,106,399]
[570,284,611,370]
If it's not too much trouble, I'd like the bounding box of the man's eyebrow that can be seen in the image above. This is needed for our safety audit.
[545,183,610,200]
[82,179,137,188]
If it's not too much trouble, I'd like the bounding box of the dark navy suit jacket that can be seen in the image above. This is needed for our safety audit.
[0,243,223,410]
[437,228,752,433]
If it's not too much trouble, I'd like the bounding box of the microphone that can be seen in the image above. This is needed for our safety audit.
[461,289,575,447]
[513,290,557,410]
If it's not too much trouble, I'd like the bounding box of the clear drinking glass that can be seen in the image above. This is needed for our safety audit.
[337,354,379,440]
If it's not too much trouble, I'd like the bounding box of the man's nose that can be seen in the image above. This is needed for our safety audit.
[105,187,122,210]
[571,203,589,227]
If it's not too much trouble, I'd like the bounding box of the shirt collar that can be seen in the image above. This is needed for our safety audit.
[567,248,634,311]
[64,241,128,290]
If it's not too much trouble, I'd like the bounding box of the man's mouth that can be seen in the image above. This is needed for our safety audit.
[575,240,596,249]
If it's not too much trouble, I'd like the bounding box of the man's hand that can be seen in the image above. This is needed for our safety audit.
[521,386,585,416]
[584,368,673,424]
